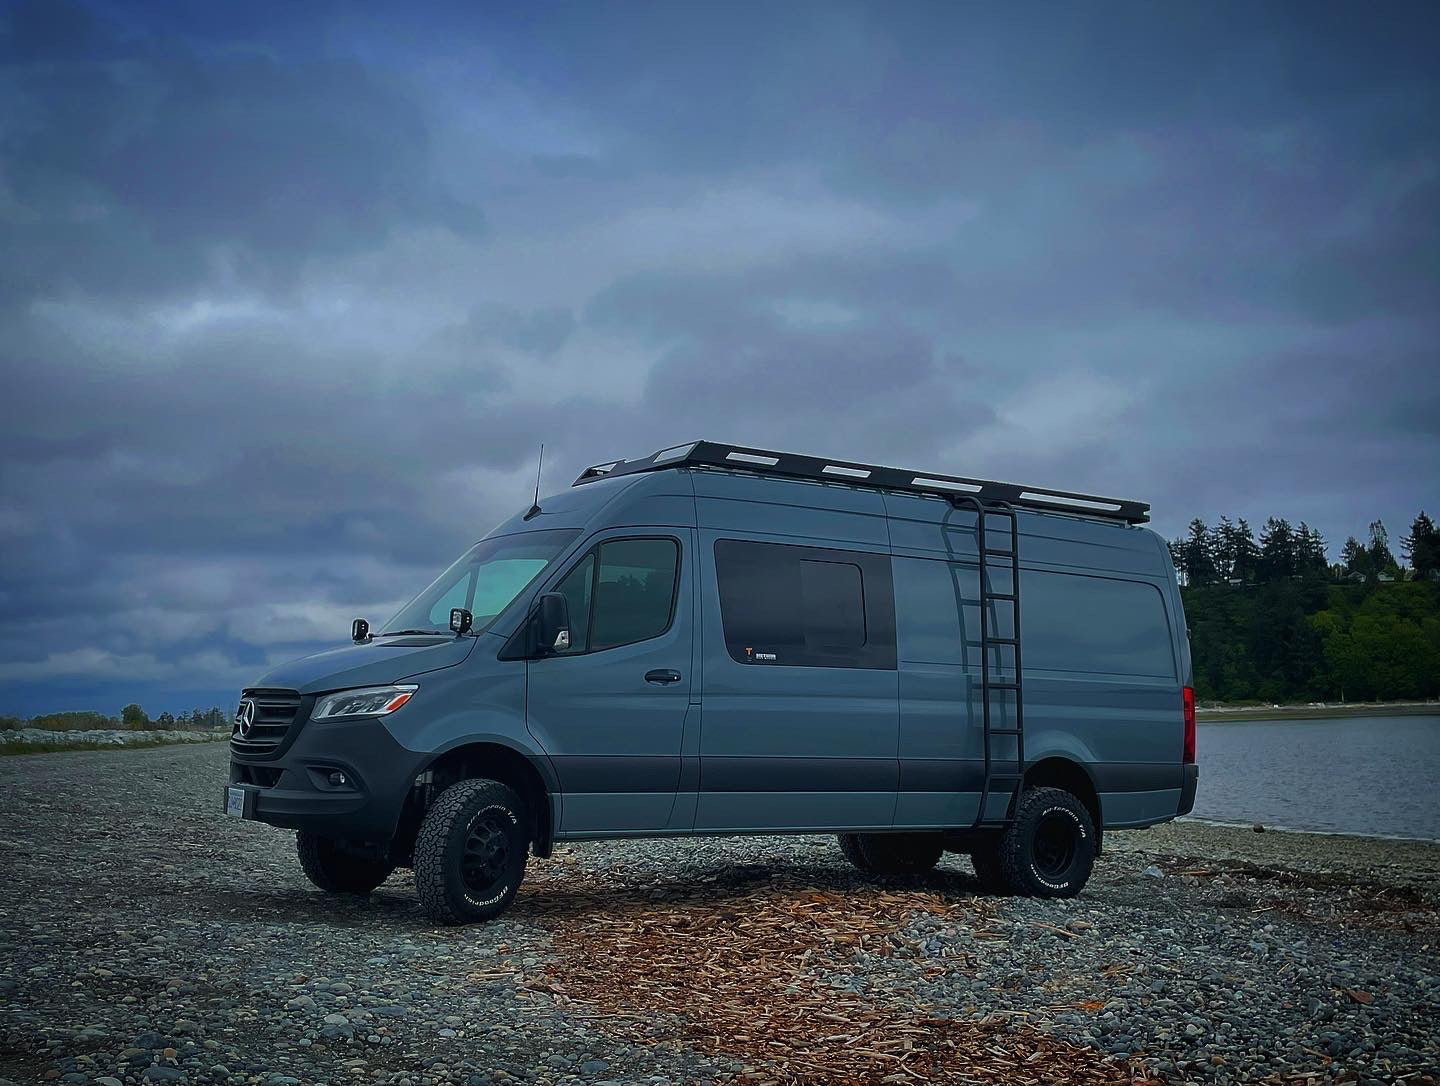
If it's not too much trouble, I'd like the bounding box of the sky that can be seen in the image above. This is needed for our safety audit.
[2,0,1438,717]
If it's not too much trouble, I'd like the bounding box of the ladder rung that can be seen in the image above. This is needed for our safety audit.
[985,592,1016,601]
[987,727,1023,735]
[986,636,1019,645]
[985,681,1021,689]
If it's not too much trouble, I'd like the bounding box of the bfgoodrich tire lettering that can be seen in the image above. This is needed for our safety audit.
[295,831,395,894]
[996,786,1096,897]
[414,778,529,925]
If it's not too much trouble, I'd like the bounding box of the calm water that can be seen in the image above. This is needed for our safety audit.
[1190,714,1440,840]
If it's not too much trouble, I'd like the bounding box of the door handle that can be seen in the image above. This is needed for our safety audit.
[644,669,683,685]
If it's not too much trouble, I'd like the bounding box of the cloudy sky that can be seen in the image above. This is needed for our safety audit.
[2,0,1437,716]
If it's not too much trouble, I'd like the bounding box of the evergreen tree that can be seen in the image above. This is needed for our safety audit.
[1259,517,1296,581]
[1296,522,1328,578]
[1402,511,1440,581]
[1368,520,1397,577]
[1167,537,1187,583]
[1232,518,1261,583]
[1213,517,1239,581]
[120,704,149,730]
[1183,519,1217,585]
[1341,536,1370,578]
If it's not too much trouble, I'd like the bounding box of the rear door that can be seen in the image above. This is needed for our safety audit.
[525,530,696,833]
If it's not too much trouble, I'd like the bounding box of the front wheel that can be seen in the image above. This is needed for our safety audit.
[296,831,395,894]
[986,786,1097,897]
[413,778,530,924]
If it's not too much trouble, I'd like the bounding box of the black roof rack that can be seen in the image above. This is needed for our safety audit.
[573,440,1150,525]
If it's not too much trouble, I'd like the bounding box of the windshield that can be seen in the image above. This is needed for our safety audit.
[382,528,580,635]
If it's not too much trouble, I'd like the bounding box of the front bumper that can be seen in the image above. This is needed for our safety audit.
[1177,763,1199,816]
[227,715,428,842]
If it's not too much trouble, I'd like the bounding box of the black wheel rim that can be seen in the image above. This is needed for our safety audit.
[1033,813,1078,879]
[461,813,512,893]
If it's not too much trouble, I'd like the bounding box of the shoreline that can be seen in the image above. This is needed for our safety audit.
[1111,818,1440,889]
[1180,814,1440,846]
[1197,699,1437,722]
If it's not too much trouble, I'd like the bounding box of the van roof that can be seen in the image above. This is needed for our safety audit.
[574,440,1150,526]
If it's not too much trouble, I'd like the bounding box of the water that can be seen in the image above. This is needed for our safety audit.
[1190,714,1440,840]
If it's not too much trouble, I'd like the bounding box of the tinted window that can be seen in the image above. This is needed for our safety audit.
[549,538,680,653]
[1024,572,1176,679]
[714,540,896,669]
[799,560,866,648]
[591,539,679,649]
[553,552,595,654]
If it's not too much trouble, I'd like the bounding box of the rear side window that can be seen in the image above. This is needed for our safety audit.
[1024,571,1176,679]
[551,537,680,653]
[714,539,896,669]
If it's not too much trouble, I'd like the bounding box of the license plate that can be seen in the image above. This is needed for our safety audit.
[225,786,248,818]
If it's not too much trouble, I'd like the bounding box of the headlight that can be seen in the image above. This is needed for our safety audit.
[312,684,417,721]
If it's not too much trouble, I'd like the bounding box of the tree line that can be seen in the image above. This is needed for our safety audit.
[0,705,232,733]
[1170,510,1440,704]
[1168,510,1439,587]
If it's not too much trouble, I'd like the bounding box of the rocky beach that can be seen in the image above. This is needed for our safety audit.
[1,743,1435,1085]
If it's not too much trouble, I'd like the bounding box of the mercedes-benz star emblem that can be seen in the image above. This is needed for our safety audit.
[234,697,257,739]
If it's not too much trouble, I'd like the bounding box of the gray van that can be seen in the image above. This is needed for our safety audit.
[226,441,1197,924]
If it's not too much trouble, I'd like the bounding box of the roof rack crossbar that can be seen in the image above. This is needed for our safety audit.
[572,440,1149,525]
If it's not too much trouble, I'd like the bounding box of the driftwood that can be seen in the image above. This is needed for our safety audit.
[513,872,1160,1084]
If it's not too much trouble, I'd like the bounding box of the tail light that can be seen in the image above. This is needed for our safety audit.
[1182,686,1196,764]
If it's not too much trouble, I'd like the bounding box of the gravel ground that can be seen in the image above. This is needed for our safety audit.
[0,731,225,751]
[0,744,1436,1086]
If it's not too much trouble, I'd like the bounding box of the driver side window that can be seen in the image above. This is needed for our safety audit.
[553,553,594,654]
[550,537,679,654]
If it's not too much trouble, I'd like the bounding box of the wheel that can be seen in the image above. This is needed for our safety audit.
[836,832,943,875]
[414,778,530,924]
[296,831,395,894]
[994,786,1096,897]
[968,839,1010,892]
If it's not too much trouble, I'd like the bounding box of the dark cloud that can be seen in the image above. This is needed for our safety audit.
[1,0,482,307]
[1,0,1437,715]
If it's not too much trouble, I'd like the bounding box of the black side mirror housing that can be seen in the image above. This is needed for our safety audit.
[449,608,473,635]
[352,618,370,643]
[534,592,571,654]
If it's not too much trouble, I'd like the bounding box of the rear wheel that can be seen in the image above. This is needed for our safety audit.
[414,778,530,924]
[992,786,1096,897]
[296,831,395,894]
[837,832,943,875]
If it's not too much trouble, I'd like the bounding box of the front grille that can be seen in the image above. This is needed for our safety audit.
[230,688,303,757]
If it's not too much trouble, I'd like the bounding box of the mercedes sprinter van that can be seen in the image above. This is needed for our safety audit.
[226,441,1196,924]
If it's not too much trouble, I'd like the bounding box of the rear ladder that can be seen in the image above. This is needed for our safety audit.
[954,497,1026,827]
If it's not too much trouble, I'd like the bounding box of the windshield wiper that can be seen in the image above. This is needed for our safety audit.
[379,629,450,637]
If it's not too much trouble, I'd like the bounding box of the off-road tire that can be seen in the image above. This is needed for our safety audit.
[296,831,395,894]
[837,832,943,875]
[414,778,529,925]
[995,786,1096,897]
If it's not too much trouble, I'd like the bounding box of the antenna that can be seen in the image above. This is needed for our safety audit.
[523,443,544,520]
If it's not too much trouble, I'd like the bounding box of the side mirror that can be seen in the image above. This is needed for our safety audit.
[352,618,370,643]
[534,592,571,654]
[449,607,473,635]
